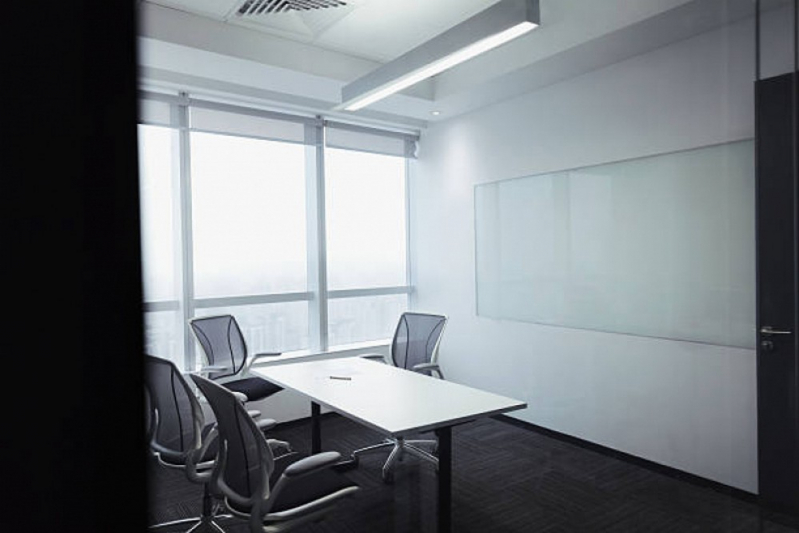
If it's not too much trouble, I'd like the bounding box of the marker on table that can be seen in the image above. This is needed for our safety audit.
[329,375,351,381]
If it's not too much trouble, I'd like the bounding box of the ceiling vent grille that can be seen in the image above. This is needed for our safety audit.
[237,0,347,15]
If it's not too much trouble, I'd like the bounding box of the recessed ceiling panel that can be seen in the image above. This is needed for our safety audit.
[226,0,366,40]
[236,0,348,14]
[143,0,502,62]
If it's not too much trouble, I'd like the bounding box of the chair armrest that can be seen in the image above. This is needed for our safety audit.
[231,391,247,403]
[196,365,231,378]
[254,352,282,358]
[360,353,388,364]
[267,439,294,457]
[244,352,282,373]
[202,364,230,372]
[254,450,349,521]
[282,451,341,478]
[185,427,218,484]
[411,362,444,379]
[257,418,277,432]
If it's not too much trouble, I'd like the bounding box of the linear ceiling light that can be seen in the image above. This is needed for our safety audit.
[338,0,540,112]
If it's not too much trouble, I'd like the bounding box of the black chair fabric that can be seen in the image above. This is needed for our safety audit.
[190,374,358,531]
[225,447,355,515]
[144,354,225,531]
[190,315,283,402]
[223,376,280,401]
[144,354,210,465]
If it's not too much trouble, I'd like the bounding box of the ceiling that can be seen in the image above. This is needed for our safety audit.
[137,0,787,130]
[142,0,502,63]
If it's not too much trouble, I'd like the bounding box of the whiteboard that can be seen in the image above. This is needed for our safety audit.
[475,140,755,348]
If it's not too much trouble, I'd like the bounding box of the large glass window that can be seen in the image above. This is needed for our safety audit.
[324,148,408,343]
[327,294,408,347]
[324,149,407,290]
[138,124,184,366]
[138,124,179,303]
[190,132,308,298]
[138,96,415,369]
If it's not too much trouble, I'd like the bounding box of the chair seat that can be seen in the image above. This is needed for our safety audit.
[223,376,283,402]
[227,454,356,516]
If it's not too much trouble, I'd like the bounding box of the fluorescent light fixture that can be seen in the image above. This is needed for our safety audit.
[338,0,540,112]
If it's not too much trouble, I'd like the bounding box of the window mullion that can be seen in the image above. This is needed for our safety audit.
[176,94,196,371]
[306,119,329,352]
[405,157,414,310]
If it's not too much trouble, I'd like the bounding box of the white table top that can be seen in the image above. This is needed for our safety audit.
[253,357,527,437]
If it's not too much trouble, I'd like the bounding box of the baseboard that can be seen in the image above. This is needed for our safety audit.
[493,414,758,504]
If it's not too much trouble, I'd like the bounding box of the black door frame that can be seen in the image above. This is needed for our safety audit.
[754,0,799,517]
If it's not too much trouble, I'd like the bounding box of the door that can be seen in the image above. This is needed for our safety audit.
[756,72,799,516]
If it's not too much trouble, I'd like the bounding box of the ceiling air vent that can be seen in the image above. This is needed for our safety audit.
[237,0,347,15]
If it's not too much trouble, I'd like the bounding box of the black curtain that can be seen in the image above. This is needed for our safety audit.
[1,2,146,531]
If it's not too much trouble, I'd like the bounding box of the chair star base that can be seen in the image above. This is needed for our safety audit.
[148,515,229,533]
[148,484,233,532]
[351,436,439,483]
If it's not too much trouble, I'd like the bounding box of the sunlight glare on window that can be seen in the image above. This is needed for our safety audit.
[191,132,308,299]
[325,148,407,290]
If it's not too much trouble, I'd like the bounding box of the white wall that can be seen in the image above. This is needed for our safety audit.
[411,10,794,493]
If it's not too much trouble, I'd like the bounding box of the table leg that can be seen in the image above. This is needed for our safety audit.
[309,401,358,471]
[311,401,321,454]
[435,426,452,533]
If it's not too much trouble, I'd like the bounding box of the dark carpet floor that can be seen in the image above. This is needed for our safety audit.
[147,415,799,533]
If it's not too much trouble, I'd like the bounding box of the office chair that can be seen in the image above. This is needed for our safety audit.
[144,354,230,532]
[351,312,448,483]
[189,314,283,403]
[190,374,360,533]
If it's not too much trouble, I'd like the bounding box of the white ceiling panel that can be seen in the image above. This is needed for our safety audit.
[146,0,236,18]
[145,0,501,62]
[139,0,792,126]
[311,0,502,61]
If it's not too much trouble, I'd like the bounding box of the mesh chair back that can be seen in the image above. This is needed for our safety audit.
[391,312,447,373]
[191,374,275,506]
[190,315,248,380]
[144,355,203,464]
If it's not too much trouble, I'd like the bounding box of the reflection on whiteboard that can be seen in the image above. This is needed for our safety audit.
[475,140,755,348]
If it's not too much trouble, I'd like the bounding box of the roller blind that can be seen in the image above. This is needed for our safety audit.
[138,92,417,153]
[189,106,313,145]
[138,98,173,127]
[325,121,419,158]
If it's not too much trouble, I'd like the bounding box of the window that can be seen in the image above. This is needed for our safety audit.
[137,94,417,370]
[138,124,183,367]
[327,294,408,347]
[325,148,409,345]
[325,149,407,290]
[190,132,308,298]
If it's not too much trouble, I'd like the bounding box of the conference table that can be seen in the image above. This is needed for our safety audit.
[253,356,526,532]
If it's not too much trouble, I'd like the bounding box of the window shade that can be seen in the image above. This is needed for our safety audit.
[138,99,173,127]
[325,122,418,158]
[190,106,311,145]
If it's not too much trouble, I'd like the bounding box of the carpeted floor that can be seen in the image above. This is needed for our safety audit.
[147,415,799,533]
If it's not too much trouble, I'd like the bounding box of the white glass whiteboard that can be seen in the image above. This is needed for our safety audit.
[475,140,755,348]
